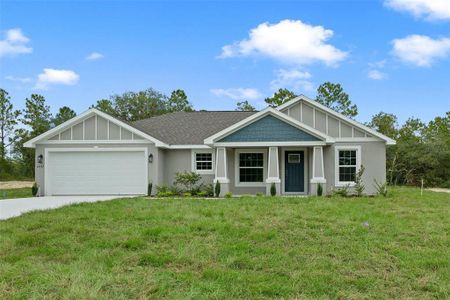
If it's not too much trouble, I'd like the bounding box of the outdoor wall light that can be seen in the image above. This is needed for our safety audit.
[148,154,153,163]
[37,154,44,164]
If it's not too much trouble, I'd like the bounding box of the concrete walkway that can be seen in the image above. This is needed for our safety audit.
[0,196,121,220]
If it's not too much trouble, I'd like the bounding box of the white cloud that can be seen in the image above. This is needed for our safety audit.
[0,28,33,57]
[35,68,80,90]
[392,35,450,67]
[270,68,314,91]
[86,52,104,60]
[210,88,262,100]
[368,60,387,69]
[368,70,387,80]
[219,19,348,66]
[5,75,33,83]
[385,0,450,21]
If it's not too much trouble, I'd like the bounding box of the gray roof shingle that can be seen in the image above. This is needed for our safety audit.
[130,111,256,145]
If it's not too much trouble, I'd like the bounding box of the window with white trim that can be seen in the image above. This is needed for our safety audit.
[239,152,264,183]
[335,146,361,185]
[192,151,214,173]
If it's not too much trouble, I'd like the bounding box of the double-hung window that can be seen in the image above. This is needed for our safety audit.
[236,150,266,186]
[335,146,361,186]
[192,151,214,174]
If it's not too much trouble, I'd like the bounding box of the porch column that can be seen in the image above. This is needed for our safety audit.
[214,147,229,196]
[310,146,326,196]
[266,146,281,196]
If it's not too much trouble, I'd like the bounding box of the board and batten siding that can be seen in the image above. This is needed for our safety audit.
[280,102,370,138]
[47,115,145,142]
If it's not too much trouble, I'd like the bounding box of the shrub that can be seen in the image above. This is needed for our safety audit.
[224,192,233,198]
[156,185,170,193]
[169,185,183,196]
[354,165,365,197]
[256,192,264,197]
[270,183,276,197]
[31,183,39,197]
[374,179,388,197]
[156,191,175,197]
[197,191,208,197]
[147,183,153,196]
[202,184,214,197]
[215,181,221,197]
[174,171,202,193]
[183,192,192,197]
[317,183,323,196]
[332,185,350,197]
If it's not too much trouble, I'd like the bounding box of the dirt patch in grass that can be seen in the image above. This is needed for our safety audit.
[0,181,34,189]
[428,188,450,194]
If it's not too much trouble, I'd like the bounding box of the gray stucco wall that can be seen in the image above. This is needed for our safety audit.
[159,149,214,188]
[323,142,386,195]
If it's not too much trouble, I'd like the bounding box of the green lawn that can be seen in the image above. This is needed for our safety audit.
[0,187,32,200]
[0,187,448,299]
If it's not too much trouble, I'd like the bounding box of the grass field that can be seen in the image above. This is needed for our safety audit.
[0,187,32,200]
[0,187,448,299]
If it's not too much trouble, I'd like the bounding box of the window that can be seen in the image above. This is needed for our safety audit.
[335,146,361,186]
[192,151,214,174]
[236,151,266,185]
[288,154,301,164]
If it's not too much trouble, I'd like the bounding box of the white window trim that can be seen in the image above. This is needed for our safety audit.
[191,149,215,174]
[334,145,361,187]
[235,149,267,187]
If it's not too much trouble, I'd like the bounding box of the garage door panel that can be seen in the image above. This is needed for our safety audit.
[47,150,147,195]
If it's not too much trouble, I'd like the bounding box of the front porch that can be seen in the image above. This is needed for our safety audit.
[213,145,327,196]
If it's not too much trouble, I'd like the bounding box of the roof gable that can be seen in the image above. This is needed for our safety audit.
[218,115,320,142]
[24,108,168,148]
[205,107,332,145]
[277,95,396,145]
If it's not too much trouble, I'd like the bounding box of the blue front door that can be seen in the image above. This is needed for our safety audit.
[285,151,305,193]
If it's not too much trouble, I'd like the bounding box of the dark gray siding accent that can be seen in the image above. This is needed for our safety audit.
[218,115,320,142]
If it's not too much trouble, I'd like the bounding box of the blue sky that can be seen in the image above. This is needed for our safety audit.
[1,0,449,124]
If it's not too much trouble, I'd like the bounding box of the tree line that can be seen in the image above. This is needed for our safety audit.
[1,83,449,187]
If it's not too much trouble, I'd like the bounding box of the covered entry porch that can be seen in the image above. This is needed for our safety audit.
[213,144,327,196]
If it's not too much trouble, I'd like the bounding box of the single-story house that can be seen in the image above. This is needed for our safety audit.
[24,95,395,196]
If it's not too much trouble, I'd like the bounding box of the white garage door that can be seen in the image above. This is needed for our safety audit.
[46,149,147,195]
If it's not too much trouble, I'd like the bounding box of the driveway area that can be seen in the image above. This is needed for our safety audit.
[0,196,121,220]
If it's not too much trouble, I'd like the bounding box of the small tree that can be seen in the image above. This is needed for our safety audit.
[317,183,323,196]
[174,171,202,193]
[270,183,276,196]
[31,182,39,196]
[147,183,153,196]
[235,100,256,111]
[264,88,297,107]
[215,180,221,197]
[354,165,365,197]
[316,82,358,118]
